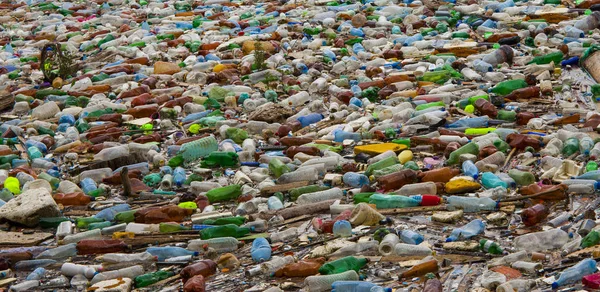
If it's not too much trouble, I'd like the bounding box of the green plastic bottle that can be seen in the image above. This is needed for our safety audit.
[586,161,598,172]
[97,34,115,47]
[391,138,410,147]
[318,256,369,275]
[76,217,105,229]
[91,73,110,82]
[451,31,470,39]
[115,210,136,223]
[88,221,112,230]
[201,152,239,168]
[203,216,246,226]
[199,224,251,239]
[419,70,451,84]
[353,192,375,204]
[159,222,190,233]
[446,142,479,165]
[490,79,528,96]
[289,185,329,201]
[225,128,248,144]
[415,101,445,111]
[527,51,563,65]
[507,169,536,186]
[457,95,489,109]
[205,184,242,203]
[269,158,290,178]
[134,270,175,288]
[493,139,510,152]
[582,230,600,248]
[365,156,399,176]
[369,193,420,209]
[38,172,59,189]
[35,89,66,99]
[168,155,184,168]
[480,239,503,254]
[372,164,404,179]
[39,217,70,228]
[497,110,516,122]
[563,137,579,156]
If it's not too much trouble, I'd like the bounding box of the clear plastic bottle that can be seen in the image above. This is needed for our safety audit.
[305,270,360,292]
[61,263,100,279]
[61,229,102,245]
[396,182,437,195]
[297,188,344,204]
[179,135,219,162]
[446,219,485,242]
[187,237,240,253]
[270,227,298,243]
[90,265,144,284]
[36,243,77,260]
[394,243,432,256]
[514,229,570,252]
[379,234,400,256]
[100,252,156,264]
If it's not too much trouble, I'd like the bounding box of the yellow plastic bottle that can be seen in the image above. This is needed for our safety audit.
[178,201,198,209]
[465,128,497,135]
[4,177,20,195]
[398,150,413,164]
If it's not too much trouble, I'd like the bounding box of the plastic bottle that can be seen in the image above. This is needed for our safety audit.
[514,229,570,252]
[398,230,424,245]
[552,258,597,289]
[521,204,549,226]
[333,220,352,237]
[180,260,217,282]
[90,265,144,285]
[462,160,479,179]
[297,188,344,204]
[134,270,175,288]
[396,182,437,196]
[304,270,360,292]
[331,281,391,292]
[446,219,485,242]
[481,172,508,189]
[368,194,420,209]
[251,238,271,263]
[146,247,198,261]
[342,172,370,188]
[61,263,100,279]
[379,234,400,256]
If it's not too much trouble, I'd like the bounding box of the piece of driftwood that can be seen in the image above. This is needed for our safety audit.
[254,199,337,220]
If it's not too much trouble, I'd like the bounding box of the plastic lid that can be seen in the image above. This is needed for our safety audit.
[552,282,558,289]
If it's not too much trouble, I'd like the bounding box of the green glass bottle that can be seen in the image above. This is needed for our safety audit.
[115,210,136,223]
[199,224,250,239]
[318,256,369,275]
[39,217,70,228]
[480,239,503,254]
[269,158,290,178]
[490,79,528,96]
[76,217,105,229]
[203,216,246,226]
[289,185,329,201]
[205,184,242,203]
[527,51,563,65]
[134,270,175,288]
[582,230,600,248]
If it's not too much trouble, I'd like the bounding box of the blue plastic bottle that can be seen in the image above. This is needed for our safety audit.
[251,238,271,263]
[446,219,485,242]
[574,170,600,180]
[552,258,597,289]
[26,267,45,280]
[332,281,392,292]
[173,167,186,188]
[481,172,508,189]
[80,177,98,195]
[94,204,131,222]
[447,116,489,128]
[342,172,370,188]
[333,220,352,237]
[25,140,47,153]
[398,230,424,245]
[146,246,198,261]
[297,113,324,127]
[334,130,362,142]
[462,160,479,179]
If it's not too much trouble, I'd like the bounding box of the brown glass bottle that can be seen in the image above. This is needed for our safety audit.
[76,239,128,255]
[285,146,321,158]
[400,259,438,279]
[474,98,498,118]
[377,169,418,191]
[521,204,549,226]
[53,193,92,206]
[274,258,326,277]
[504,86,540,100]
[180,260,217,282]
[419,167,460,183]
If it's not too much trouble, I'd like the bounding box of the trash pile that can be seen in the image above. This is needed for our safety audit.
[5,0,600,291]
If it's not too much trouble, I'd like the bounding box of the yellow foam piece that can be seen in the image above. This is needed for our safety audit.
[354,143,408,156]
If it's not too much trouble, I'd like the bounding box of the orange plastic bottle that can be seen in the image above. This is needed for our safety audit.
[285,146,321,158]
[76,240,128,255]
[183,275,206,292]
[53,192,92,206]
[419,167,460,183]
[180,260,217,282]
[274,258,326,277]
[521,204,549,226]
[377,169,418,191]
[399,259,438,279]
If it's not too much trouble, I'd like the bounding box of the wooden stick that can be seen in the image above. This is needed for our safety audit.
[378,205,447,215]
[121,167,132,197]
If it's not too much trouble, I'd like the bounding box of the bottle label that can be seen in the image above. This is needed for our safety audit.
[483,239,494,251]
